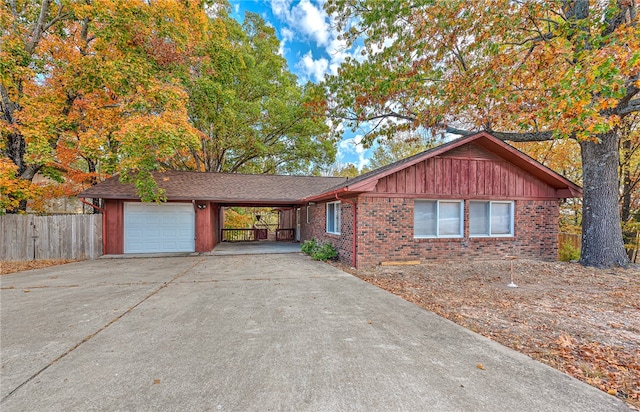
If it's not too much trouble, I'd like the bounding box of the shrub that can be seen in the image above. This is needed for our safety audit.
[301,238,317,254]
[301,238,338,261]
[311,242,338,261]
[559,242,580,262]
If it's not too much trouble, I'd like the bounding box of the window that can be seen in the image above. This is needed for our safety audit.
[306,206,310,224]
[326,201,341,234]
[414,200,463,238]
[470,201,514,237]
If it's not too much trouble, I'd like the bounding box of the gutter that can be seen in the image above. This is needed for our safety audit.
[80,198,106,256]
[335,193,357,269]
[303,186,350,203]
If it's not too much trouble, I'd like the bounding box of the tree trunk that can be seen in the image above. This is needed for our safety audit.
[579,130,630,267]
[85,158,102,214]
[620,138,632,223]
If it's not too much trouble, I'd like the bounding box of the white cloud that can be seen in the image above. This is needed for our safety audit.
[269,0,365,82]
[271,0,330,46]
[270,0,293,19]
[278,27,295,57]
[297,51,328,82]
[280,27,295,42]
[337,134,370,170]
[291,0,330,46]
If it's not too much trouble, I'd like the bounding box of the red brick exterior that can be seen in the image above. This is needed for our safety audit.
[300,196,559,268]
[301,199,356,265]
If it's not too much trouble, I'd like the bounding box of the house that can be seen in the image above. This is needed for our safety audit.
[79,132,581,267]
[79,173,346,255]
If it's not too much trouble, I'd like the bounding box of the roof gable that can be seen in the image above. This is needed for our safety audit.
[305,132,581,200]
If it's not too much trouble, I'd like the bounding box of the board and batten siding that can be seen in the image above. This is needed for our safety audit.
[0,214,102,261]
[371,143,557,199]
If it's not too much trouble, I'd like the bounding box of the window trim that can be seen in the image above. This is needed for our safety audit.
[414,199,464,239]
[326,201,341,235]
[469,200,515,238]
[306,205,310,224]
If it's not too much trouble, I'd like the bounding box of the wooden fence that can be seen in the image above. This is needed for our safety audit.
[558,232,581,250]
[0,214,102,261]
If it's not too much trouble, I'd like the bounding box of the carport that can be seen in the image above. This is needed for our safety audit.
[79,171,345,255]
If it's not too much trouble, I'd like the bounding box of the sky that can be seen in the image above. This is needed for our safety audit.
[228,0,371,171]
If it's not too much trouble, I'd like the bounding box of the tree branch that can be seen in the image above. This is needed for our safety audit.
[441,126,555,142]
[486,130,555,142]
[603,0,637,37]
[25,0,51,54]
[349,111,418,123]
[618,99,640,116]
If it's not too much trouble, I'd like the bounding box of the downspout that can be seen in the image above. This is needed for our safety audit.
[80,198,106,256]
[335,193,357,268]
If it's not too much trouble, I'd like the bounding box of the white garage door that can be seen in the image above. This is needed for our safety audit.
[124,203,195,253]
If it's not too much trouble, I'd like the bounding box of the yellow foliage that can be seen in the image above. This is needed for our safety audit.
[0,159,40,213]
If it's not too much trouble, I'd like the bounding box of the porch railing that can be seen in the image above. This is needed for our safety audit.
[221,228,295,242]
[221,228,265,242]
[276,229,295,241]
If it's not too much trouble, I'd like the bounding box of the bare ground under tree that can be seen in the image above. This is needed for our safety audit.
[337,259,640,409]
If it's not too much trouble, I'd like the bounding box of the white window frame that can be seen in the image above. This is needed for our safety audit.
[469,200,515,237]
[326,201,341,235]
[414,200,464,239]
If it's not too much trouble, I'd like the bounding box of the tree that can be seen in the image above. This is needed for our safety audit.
[364,130,441,172]
[0,158,39,212]
[180,12,337,175]
[2,2,337,211]
[1,0,207,208]
[325,0,639,267]
[323,162,360,177]
[512,139,583,230]
[619,114,640,222]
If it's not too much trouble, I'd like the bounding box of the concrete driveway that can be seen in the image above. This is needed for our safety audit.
[0,254,629,411]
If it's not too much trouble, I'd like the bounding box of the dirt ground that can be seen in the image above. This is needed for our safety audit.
[337,259,640,409]
[0,259,77,275]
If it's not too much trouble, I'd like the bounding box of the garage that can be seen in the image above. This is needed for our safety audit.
[124,202,195,253]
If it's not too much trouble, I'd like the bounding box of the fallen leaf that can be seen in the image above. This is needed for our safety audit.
[477,363,485,370]
[153,379,161,385]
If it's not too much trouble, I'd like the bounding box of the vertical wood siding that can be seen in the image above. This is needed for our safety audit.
[0,214,102,261]
[372,143,557,198]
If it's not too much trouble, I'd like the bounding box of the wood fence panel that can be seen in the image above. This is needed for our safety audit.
[0,215,102,261]
[558,232,581,250]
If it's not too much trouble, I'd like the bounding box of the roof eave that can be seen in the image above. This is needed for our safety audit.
[78,194,310,204]
[303,187,353,203]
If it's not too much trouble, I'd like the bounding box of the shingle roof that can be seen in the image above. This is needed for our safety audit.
[78,171,347,204]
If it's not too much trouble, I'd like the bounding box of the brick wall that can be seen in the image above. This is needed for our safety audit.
[300,197,559,268]
[300,199,356,267]
[357,197,559,267]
